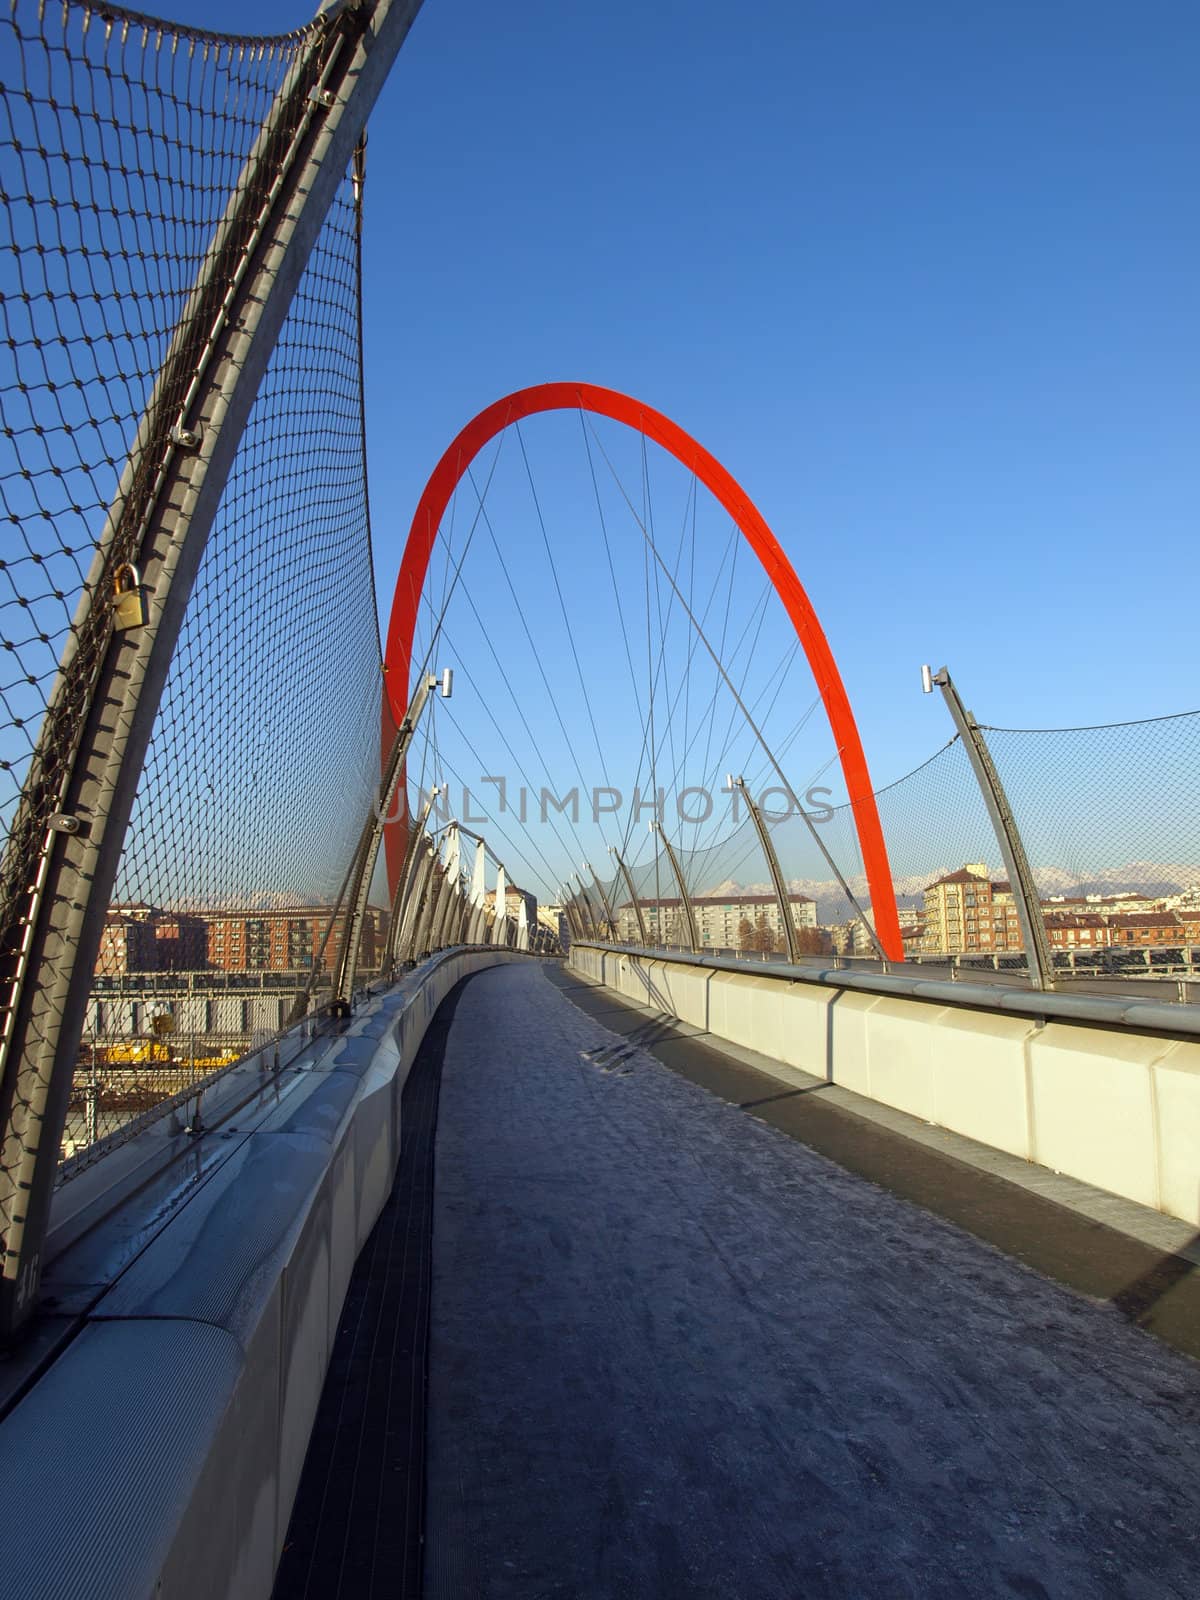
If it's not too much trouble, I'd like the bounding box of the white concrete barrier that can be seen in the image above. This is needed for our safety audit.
[0,947,523,1600]
[569,944,1200,1230]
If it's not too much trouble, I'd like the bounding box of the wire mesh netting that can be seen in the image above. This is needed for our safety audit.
[592,711,1200,994]
[1,4,312,837]
[1,1,390,1175]
[791,738,1010,965]
[592,742,999,966]
[74,171,387,1167]
[595,806,840,962]
[984,712,1200,981]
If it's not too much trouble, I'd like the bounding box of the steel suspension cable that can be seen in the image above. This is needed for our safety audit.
[431,699,578,900]
[620,561,777,864]
[586,425,883,954]
[670,636,809,866]
[680,630,809,862]
[463,465,610,834]
[407,433,508,690]
[578,410,651,759]
[615,459,736,862]
[514,418,614,794]
[428,597,605,875]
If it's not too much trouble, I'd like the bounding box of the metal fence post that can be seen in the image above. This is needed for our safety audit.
[467,836,488,944]
[561,891,586,944]
[431,826,463,950]
[580,883,602,941]
[451,885,470,948]
[927,665,1054,990]
[384,787,440,968]
[650,822,700,953]
[567,884,593,943]
[422,864,450,960]
[574,875,604,943]
[443,879,466,950]
[0,0,429,1342]
[395,837,437,964]
[585,863,619,942]
[608,847,648,946]
[487,865,503,947]
[333,671,448,1004]
[733,777,800,963]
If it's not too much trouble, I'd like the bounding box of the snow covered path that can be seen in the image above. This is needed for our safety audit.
[424,962,1200,1600]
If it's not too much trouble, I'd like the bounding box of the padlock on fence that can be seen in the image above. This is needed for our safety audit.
[111,562,148,631]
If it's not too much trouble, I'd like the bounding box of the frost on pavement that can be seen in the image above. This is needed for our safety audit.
[424,962,1200,1600]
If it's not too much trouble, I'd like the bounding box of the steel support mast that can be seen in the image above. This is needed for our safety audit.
[608,846,648,946]
[585,863,619,942]
[734,777,801,963]
[0,0,427,1343]
[333,671,448,1005]
[928,666,1054,990]
[651,822,700,953]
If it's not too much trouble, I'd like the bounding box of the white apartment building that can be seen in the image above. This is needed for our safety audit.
[615,892,816,947]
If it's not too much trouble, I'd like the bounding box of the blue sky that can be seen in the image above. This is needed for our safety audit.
[189,0,1196,799]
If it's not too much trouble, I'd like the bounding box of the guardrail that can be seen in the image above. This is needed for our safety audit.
[596,940,1200,1004]
[0,945,517,1600]
[569,941,1200,1229]
[570,942,1200,1038]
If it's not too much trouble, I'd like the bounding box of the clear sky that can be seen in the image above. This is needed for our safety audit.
[195,0,1195,754]
[169,0,1198,884]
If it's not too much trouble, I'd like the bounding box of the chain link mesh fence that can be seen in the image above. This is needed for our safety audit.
[589,745,996,967]
[590,709,1200,999]
[598,811,824,961]
[983,713,1200,985]
[1,2,388,1176]
[1,5,312,838]
[797,739,1009,967]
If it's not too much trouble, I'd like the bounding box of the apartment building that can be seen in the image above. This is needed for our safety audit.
[1107,912,1200,948]
[921,864,1022,955]
[97,904,160,976]
[1042,892,1163,918]
[204,906,387,973]
[922,867,1200,957]
[838,905,926,958]
[614,891,816,948]
[1042,911,1107,950]
[484,885,538,928]
[98,903,207,975]
[97,904,387,976]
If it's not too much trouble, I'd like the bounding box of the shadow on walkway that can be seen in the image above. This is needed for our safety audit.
[271,981,468,1600]
[547,963,1200,1362]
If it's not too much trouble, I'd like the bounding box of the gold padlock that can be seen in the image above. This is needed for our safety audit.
[112,562,148,631]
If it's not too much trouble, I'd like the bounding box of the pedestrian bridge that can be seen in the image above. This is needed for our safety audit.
[2,946,1197,1598]
[2,3,1199,1595]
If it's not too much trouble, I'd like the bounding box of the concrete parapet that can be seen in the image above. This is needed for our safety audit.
[0,947,521,1600]
[569,944,1200,1230]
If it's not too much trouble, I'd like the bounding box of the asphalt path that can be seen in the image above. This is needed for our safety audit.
[424,961,1200,1600]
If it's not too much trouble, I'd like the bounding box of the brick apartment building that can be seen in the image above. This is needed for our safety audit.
[1042,912,1108,950]
[97,904,387,976]
[920,866,1200,957]
[98,903,207,975]
[1106,911,1200,947]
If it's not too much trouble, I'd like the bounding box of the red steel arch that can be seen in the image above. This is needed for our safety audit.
[383,382,903,960]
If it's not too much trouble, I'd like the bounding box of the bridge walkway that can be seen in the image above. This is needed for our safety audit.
[274,961,1200,1599]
